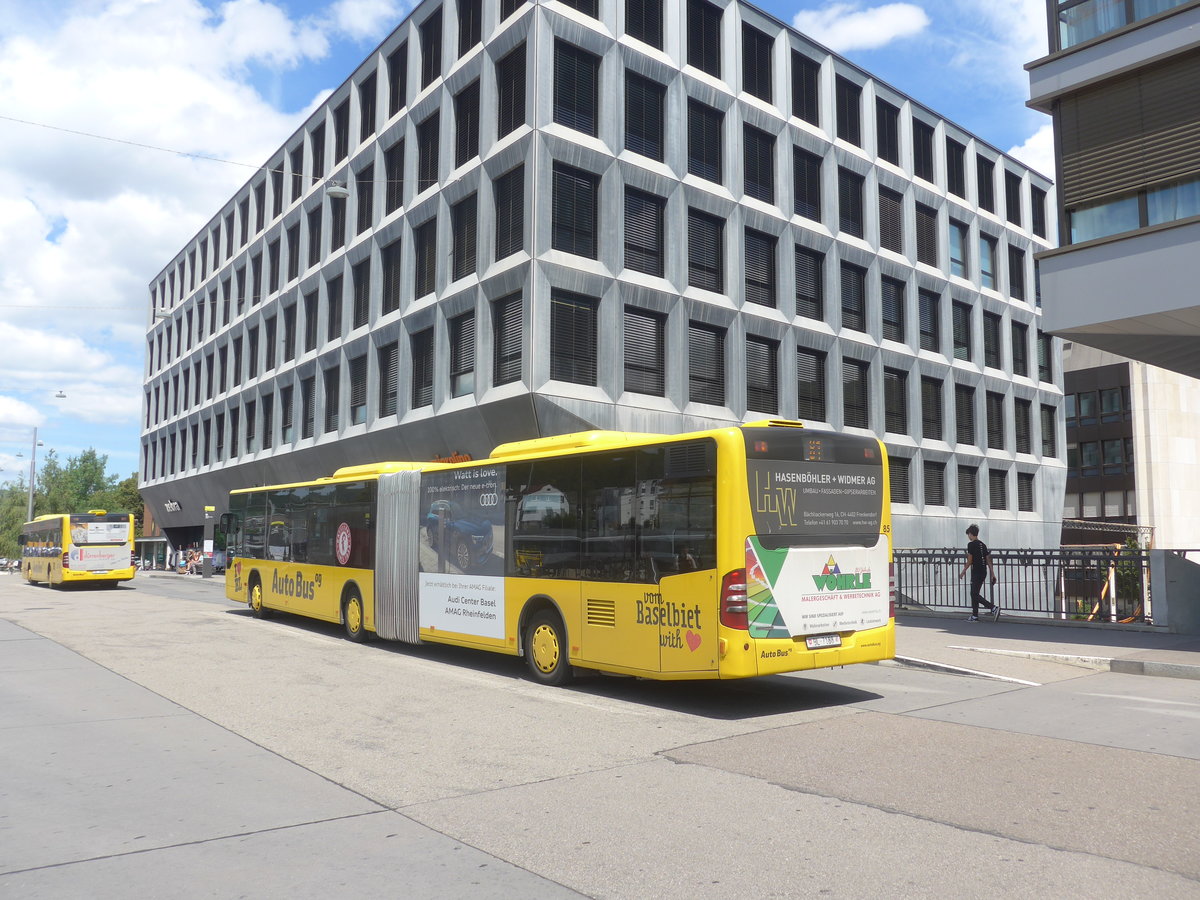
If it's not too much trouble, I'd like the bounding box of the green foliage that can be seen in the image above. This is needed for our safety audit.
[0,448,141,557]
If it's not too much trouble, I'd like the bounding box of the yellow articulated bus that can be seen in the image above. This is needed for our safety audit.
[222,420,894,685]
[20,510,137,587]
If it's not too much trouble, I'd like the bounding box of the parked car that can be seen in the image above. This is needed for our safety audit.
[424,500,494,573]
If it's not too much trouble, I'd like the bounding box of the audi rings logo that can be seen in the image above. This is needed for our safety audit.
[478,492,500,508]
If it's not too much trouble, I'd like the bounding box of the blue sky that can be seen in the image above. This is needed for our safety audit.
[0,0,1052,486]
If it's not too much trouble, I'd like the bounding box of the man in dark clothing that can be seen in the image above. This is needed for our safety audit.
[958,524,998,621]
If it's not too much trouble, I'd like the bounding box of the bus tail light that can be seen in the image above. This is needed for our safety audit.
[61,552,70,570]
[888,562,895,619]
[720,569,749,630]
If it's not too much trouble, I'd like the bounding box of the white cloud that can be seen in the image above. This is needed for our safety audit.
[329,0,409,41]
[1008,123,1056,181]
[793,2,931,52]
[940,0,1048,92]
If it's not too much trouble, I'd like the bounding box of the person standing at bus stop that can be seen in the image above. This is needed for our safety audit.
[958,524,999,621]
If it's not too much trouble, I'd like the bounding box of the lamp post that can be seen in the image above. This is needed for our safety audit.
[25,427,43,522]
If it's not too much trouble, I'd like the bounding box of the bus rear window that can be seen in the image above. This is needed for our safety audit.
[70,518,131,545]
[743,428,883,547]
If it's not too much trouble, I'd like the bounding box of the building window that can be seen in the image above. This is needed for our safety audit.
[958,465,978,508]
[840,261,866,332]
[493,293,522,386]
[625,71,666,161]
[501,0,523,17]
[921,376,943,441]
[876,98,899,165]
[746,335,779,414]
[890,456,910,504]
[983,311,1001,368]
[264,316,276,370]
[261,394,273,450]
[411,327,433,408]
[881,276,905,343]
[687,0,722,78]
[624,307,665,396]
[842,357,869,428]
[1015,399,1032,454]
[1031,186,1047,239]
[1041,404,1057,457]
[267,239,280,293]
[792,51,818,125]
[989,468,1007,510]
[326,274,343,341]
[413,217,437,299]
[551,290,598,385]
[924,461,946,507]
[419,7,442,88]
[1005,170,1023,227]
[552,163,599,259]
[834,75,861,146]
[254,182,265,233]
[1008,245,1026,301]
[303,290,318,352]
[378,342,399,416]
[952,301,971,361]
[329,195,346,251]
[496,43,526,139]
[977,155,995,212]
[912,120,934,182]
[384,140,404,213]
[562,0,598,15]
[333,99,350,163]
[793,147,821,221]
[359,72,376,140]
[494,165,524,261]
[878,187,903,253]
[689,322,725,406]
[837,167,864,238]
[451,193,478,281]
[302,377,316,439]
[794,245,823,320]
[356,164,373,234]
[1017,472,1035,512]
[915,203,938,267]
[744,228,777,307]
[380,239,402,315]
[554,39,600,136]
[955,384,975,445]
[290,144,304,202]
[286,223,300,282]
[884,367,907,434]
[458,0,481,56]
[949,219,968,278]
[454,80,480,168]
[742,23,772,103]
[1038,332,1053,383]
[349,355,367,425]
[796,346,826,421]
[387,41,407,117]
[324,365,340,433]
[624,187,666,277]
[417,112,440,193]
[283,304,297,362]
[352,259,370,329]
[450,312,475,398]
[743,124,775,205]
[986,391,1005,449]
[626,0,664,49]
[1011,321,1029,377]
[946,138,966,197]
[980,234,997,289]
[688,208,723,292]
[687,99,723,184]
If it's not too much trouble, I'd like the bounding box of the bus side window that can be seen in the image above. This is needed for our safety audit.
[219,512,242,558]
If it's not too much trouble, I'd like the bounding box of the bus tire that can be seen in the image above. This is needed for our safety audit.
[524,609,572,686]
[453,535,472,573]
[248,576,271,619]
[343,589,367,643]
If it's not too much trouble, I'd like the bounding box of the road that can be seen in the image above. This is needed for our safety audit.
[2,574,1198,898]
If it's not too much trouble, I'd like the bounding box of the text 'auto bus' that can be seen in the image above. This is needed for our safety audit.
[222,420,895,684]
[20,510,137,587]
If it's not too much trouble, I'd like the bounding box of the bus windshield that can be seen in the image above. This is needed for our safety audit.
[744,428,884,547]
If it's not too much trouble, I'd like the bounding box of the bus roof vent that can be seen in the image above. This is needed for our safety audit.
[331,462,426,479]
[87,509,108,515]
[489,430,666,459]
[744,419,806,429]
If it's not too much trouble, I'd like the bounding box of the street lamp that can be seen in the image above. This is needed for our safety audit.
[23,428,44,521]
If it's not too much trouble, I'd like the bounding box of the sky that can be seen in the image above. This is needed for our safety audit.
[0,0,1054,486]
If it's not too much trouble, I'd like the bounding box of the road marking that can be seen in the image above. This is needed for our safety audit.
[886,656,1041,686]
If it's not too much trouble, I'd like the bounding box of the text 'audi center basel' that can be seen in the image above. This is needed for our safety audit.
[141,0,1066,552]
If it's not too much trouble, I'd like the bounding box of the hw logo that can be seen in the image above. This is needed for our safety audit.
[812,555,873,591]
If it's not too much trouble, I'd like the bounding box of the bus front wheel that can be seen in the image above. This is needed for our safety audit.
[249,578,271,619]
[343,590,367,643]
[524,609,572,686]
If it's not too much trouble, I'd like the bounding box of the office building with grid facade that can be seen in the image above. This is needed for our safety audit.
[141,0,1065,552]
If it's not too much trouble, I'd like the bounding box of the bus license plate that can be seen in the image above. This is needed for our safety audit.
[806,634,841,650]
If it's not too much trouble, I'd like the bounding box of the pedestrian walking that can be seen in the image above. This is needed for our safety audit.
[958,524,999,621]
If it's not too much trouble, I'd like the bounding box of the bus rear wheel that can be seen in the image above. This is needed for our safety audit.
[524,609,572,686]
[343,590,367,643]
[249,578,271,619]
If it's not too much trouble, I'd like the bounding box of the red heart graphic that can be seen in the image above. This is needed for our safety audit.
[685,630,701,652]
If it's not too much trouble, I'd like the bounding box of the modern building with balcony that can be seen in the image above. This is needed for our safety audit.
[141,0,1064,553]
[1028,0,1200,378]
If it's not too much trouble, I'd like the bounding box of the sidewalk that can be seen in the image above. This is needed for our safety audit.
[894,612,1200,682]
